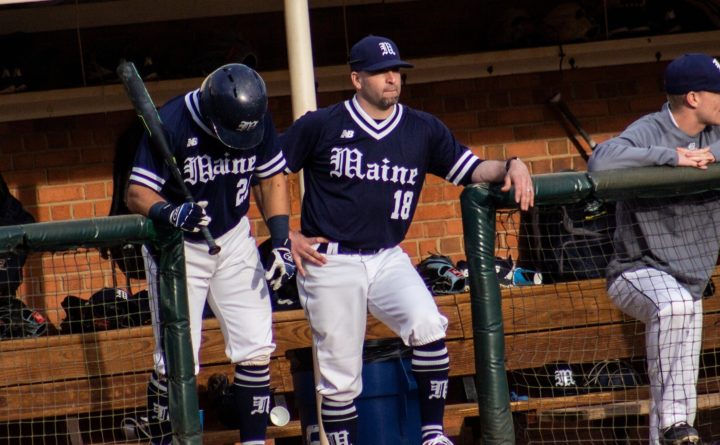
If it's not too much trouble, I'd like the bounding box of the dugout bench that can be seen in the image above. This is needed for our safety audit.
[1,270,719,444]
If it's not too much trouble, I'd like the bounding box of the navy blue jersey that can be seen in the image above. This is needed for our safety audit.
[281,96,482,249]
[129,90,286,241]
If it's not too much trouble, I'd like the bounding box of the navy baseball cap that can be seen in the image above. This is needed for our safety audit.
[664,53,720,94]
[348,35,414,72]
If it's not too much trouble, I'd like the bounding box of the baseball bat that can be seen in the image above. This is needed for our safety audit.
[548,92,598,152]
[117,61,221,255]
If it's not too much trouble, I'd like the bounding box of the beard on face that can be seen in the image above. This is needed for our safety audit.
[378,87,400,108]
[379,95,399,108]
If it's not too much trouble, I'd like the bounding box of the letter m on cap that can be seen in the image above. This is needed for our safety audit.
[379,42,396,56]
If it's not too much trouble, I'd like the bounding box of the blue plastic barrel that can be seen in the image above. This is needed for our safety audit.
[288,339,422,445]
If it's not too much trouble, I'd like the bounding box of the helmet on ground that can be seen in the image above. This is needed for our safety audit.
[416,254,466,295]
[89,287,138,330]
[584,359,643,389]
[199,63,267,150]
[60,294,92,334]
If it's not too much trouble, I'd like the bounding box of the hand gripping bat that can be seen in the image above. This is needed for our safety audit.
[117,61,221,255]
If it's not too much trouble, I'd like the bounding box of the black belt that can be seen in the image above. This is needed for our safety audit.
[316,243,383,255]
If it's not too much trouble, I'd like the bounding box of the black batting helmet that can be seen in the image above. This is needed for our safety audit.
[584,359,643,390]
[199,63,267,150]
[88,287,138,330]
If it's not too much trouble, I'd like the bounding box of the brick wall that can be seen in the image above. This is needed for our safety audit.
[0,60,668,267]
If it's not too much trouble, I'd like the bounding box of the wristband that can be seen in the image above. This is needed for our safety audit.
[148,202,174,221]
[505,156,518,172]
[266,215,290,242]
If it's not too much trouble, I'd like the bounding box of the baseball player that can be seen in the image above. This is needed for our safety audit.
[124,64,295,445]
[280,35,534,445]
[588,53,720,445]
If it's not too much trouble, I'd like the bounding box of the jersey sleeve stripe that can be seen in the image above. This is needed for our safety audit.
[445,151,473,181]
[256,151,284,171]
[446,151,481,185]
[128,174,163,192]
[129,167,165,192]
[255,161,287,179]
[131,167,166,185]
[255,152,287,178]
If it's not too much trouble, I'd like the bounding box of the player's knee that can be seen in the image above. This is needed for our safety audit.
[413,338,446,351]
[319,386,361,402]
[657,299,696,324]
[237,356,271,367]
[405,311,447,344]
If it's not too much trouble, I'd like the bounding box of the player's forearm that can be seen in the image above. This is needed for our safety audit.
[588,139,677,171]
[126,184,166,217]
[258,174,290,220]
[470,160,507,183]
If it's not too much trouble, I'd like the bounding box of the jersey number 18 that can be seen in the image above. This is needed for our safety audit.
[390,190,413,220]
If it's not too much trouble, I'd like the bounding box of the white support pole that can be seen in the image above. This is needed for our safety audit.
[283,2,328,445]
[284,0,317,198]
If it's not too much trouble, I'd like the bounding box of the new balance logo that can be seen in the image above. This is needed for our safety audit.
[340,130,354,139]
[187,137,198,147]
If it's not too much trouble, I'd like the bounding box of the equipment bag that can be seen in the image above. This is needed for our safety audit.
[521,198,615,283]
[0,172,35,297]
[106,121,146,280]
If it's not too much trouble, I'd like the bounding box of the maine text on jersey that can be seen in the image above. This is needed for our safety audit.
[183,152,257,185]
[330,147,418,185]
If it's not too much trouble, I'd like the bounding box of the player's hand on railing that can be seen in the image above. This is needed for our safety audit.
[502,159,534,211]
[677,147,714,169]
[264,238,297,291]
[149,200,211,233]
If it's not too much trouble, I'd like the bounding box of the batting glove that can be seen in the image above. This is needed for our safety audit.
[149,201,211,233]
[263,239,296,291]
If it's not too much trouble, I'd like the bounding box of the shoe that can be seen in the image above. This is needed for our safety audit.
[120,414,172,445]
[423,435,454,445]
[662,422,700,445]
